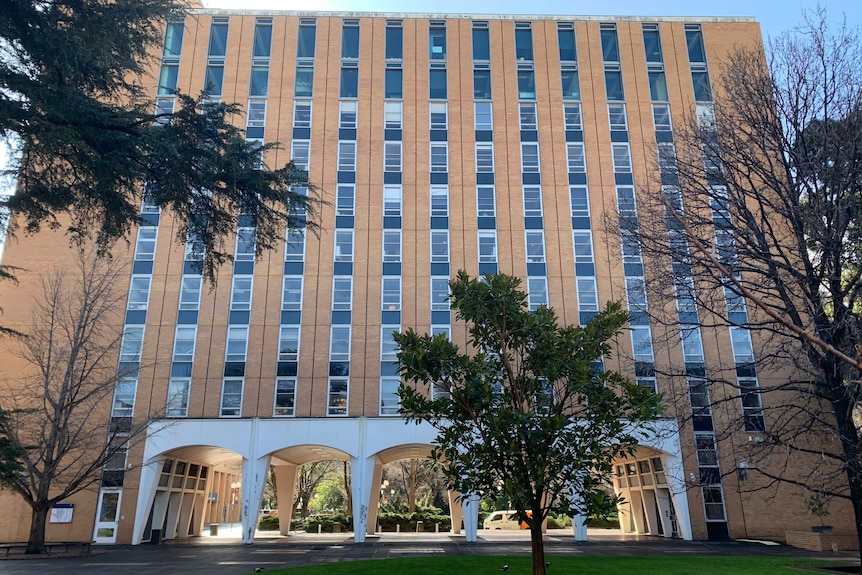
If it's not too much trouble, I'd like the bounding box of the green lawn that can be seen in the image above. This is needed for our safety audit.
[253,555,848,575]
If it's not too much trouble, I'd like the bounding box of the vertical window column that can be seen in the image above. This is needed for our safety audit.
[472,21,497,277]
[155,19,185,120]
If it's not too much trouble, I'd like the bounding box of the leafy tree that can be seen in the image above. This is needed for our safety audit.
[625,9,862,555]
[0,251,150,553]
[0,0,321,283]
[395,272,662,575]
[293,460,340,520]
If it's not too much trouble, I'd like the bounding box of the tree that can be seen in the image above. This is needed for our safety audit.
[0,251,150,553]
[0,0,321,283]
[395,272,662,575]
[624,9,862,555]
[293,461,339,520]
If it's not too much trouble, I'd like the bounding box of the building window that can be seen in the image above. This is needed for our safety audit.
[332,276,353,310]
[523,185,543,217]
[120,326,144,362]
[558,24,577,62]
[429,24,446,60]
[517,68,536,100]
[519,103,537,131]
[342,20,360,59]
[329,326,351,361]
[278,326,300,361]
[525,231,545,263]
[164,21,185,57]
[729,327,755,363]
[600,23,619,62]
[225,326,248,362]
[339,100,357,128]
[384,185,402,216]
[474,102,492,130]
[385,68,403,99]
[381,276,402,311]
[477,186,496,217]
[739,378,766,432]
[637,377,658,394]
[702,485,727,521]
[235,227,256,261]
[384,142,402,172]
[681,326,705,362]
[430,231,449,263]
[381,325,400,360]
[128,276,151,310]
[340,67,359,98]
[291,140,310,171]
[166,378,190,417]
[135,227,158,260]
[685,24,707,63]
[384,101,402,129]
[572,230,594,263]
[334,230,354,262]
[327,378,349,416]
[204,64,224,97]
[626,277,647,314]
[430,186,449,217]
[112,378,137,418]
[616,185,637,216]
[561,67,580,101]
[569,186,589,218]
[293,100,312,128]
[380,377,401,415]
[608,104,627,130]
[431,276,450,311]
[336,184,355,216]
[382,230,402,263]
[605,69,624,101]
[158,62,179,95]
[474,69,492,100]
[566,143,586,173]
[173,326,197,361]
[429,69,447,100]
[179,275,202,310]
[476,143,494,172]
[521,143,540,173]
[691,68,712,102]
[695,432,719,467]
[296,20,316,58]
[274,377,296,416]
[472,23,490,61]
[515,24,533,61]
[337,142,356,173]
[424,102,447,131]
[220,378,244,417]
[230,276,253,311]
[642,24,662,62]
[295,64,314,98]
[689,377,712,416]
[285,230,305,262]
[563,103,582,130]
[649,71,669,102]
[577,277,599,312]
[430,143,448,172]
[478,230,497,263]
[527,277,548,310]
[282,276,303,310]
[630,326,654,362]
[612,143,632,172]
[385,21,403,60]
[250,65,269,97]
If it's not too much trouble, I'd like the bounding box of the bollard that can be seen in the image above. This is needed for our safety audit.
[318,524,322,534]
[435,523,439,533]
[416,521,423,533]
[396,524,400,533]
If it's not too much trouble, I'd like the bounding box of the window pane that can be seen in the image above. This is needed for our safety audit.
[282,276,303,310]
[337,142,356,172]
[274,378,296,416]
[561,70,580,101]
[128,276,151,310]
[477,186,496,216]
[335,230,354,262]
[431,231,449,262]
[478,231,497,263]
[643,29,662,62]
[220,379,243,417]
[515,28,533,61]
[204,65,224,96]
[342,25,359,59]
[336,184,355,215]
[340,67,358,98]
[285,230,305,262]
[383,185,402,216]
[429,27,446,60]
[226,327,248,361]
[474,69,492,100]
[430,143,448,172]
[686,28,706,63]
[558,28,576,61]
[295,67,314,97]
[173,326,196,361]
[328,379,348,415]
[180,276,202,310]
[386,25,403,59]
[570,186,589,217]
[431,186,449,216]
[380,377,401,415]
[383,230,401,262]
[339,100,356,128]
[472,27,490,60]
[382,277,402,310]
[564,104,582,129]
[278,327,300,361]
[518,70,536,100]
[231,276,253,310]
[521,143,539,172]
[474,102,492,130]
[135,227,158,260]
[332,276,353,310]
[430,102,448,129]
[523,186,542,217]
[605,70,624,101]
[429,69,447,99]
[431,277,450,310]
[294,101,312,128]
[601,28,619,62]
[167,378,190,417]
[649,71,669,102]
[519,103,537,130]
[476,144,494,172]
[254,22,273,57]
[525,231,545,263]
[297,24,316,58]
[164,22,185,57]
[330,326,351,361]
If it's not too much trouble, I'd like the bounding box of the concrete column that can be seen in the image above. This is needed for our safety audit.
[462,493,479,542]
[241,454,271,544]
[448,490,463,535]
[350,454,378,543]
[641,489,659,535]
[191,493,206,536]
[664,453,693,540]
[568,485,588,541]
[628,490,646,534]
[365,460,384,535]
[131,458,162,544]
[164,492,183,539]
[273,464,298,536]
[655,488,674,538]
[177,493,195,538]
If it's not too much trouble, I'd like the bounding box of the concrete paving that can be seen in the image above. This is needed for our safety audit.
[1,527,857,575]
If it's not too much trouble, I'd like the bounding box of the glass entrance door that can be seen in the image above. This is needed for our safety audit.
[93,489,122,544]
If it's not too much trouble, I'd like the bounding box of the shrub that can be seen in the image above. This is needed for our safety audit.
[257,515,280,531]
[305,513,353,533]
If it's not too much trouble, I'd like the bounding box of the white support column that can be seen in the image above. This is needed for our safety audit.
[366,460,384,535]
[177,493,195,538]
[350,454,378,543]
[462,493,479,542]
[568,483,588,541]
[131,459,162,544]
[273,464,298,536]
[164,492,183,539]
[664,454,693,540]
[241,454,271,544]
[448,490,463,535]
[191,493,206,536]
[641,489,659,535]
[628,490,646,534]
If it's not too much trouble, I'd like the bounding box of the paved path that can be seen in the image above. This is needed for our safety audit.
[1,529,857,575]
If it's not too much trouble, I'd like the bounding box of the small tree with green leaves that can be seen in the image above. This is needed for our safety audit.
[395,272,662,575]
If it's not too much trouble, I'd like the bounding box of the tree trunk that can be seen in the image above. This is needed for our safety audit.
[831,394,862,574]
[343,461,352,516]
[529,522,546,575]
[27,505,50,554]
[409,458,417,513]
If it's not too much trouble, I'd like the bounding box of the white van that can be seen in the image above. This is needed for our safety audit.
[483,510,527,530]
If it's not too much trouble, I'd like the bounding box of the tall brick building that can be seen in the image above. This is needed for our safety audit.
[0,9,852,547]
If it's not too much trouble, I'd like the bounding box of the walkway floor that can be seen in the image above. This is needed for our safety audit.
[1,527,857,575]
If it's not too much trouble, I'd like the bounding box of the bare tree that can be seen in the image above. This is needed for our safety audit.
[293,461,340,520]
[0,251,152,552]
[621,9,862,554]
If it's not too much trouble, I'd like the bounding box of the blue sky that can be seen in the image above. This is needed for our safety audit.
[203,0,861,41]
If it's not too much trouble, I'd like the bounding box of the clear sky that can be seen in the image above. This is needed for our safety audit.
[202,0,861,43]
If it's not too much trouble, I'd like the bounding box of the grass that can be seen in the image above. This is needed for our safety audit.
[251,555,850,575]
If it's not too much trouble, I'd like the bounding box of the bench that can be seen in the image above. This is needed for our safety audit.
[1,541,92,557]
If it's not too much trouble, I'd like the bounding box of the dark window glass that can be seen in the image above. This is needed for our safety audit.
[340,68,358,98]
[385,69,402,99]
[473,69,491,100]
[472,28,490,60]
[692,71,712,101]
[295,66,314,97]
[601,28,619,62]
[605,70,623,101]
[561,70,580,100]
[648,71,668,101]
[164,22,184,57]
[386,26,403,59]
[342,25,359,59]
[253,23,272,58]
[204,65,224,96]
[209,23,228,57]
[643,30,662,63]
[558,29,576,62]
[517,70,535,100]
[686,29,706,63]
[515,28,533,61]
[250,66,269,96]
[430,28,446,60]
[429,69,447,99]
[297,25,316,58]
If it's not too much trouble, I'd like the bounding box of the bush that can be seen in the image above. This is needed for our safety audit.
[586,515,620,529]
[305,513,353,533]
[377,510,451,532]
[257,515,280,531]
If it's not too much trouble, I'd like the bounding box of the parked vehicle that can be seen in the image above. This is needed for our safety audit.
[483,510,529,530]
